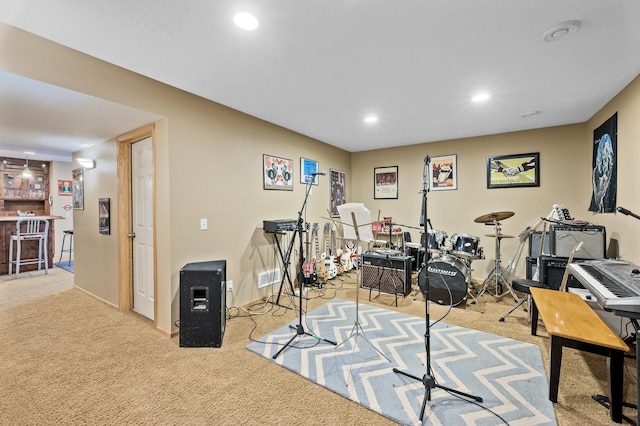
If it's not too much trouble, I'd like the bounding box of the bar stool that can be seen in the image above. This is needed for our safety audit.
[9,218,49,277]
[57,230,74,266]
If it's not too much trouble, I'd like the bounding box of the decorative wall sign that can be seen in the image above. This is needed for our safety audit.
[263,154,293,190]
[374,166,398,199]
[58,180,73,196]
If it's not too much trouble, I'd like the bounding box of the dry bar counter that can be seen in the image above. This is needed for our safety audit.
[0,215,63,275]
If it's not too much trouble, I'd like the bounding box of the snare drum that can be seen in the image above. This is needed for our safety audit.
[421,230,448,254]
[450,233,480,259]
[418,254,469,306]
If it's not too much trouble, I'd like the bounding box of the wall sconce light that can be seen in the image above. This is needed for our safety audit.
[77,158,96,169]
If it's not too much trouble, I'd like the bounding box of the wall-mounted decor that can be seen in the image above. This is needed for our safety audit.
[589,112,617,213]
[263,154,293,190]
[300,157,319,185]
[99,198,110,235]
[329,169,346,216]
[374,166,398,199]
[430,154,457,191]
[72,168,84,209]
[58,180,73,196]
[486,152,539,188]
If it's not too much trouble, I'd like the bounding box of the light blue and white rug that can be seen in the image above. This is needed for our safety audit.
[247,299,557,425]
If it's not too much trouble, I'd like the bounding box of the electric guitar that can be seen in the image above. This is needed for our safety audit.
[298,222,317,286]
[312,223,328,283]
[322,223,337,279]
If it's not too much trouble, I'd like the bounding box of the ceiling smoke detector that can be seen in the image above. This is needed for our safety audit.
[542,20,581,42]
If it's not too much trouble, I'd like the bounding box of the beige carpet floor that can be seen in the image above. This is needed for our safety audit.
[0,269,637,425]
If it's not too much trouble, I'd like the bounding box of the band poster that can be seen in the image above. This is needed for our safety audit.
[263,154,293,190]
[430,154,457,191]
[589,112,617,213]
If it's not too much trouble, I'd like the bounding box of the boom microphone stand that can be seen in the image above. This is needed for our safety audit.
[273,172,337,359]
[393,154,482,421]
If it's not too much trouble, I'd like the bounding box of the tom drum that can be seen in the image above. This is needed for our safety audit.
[422,229,448,254]
[450,233,481,259]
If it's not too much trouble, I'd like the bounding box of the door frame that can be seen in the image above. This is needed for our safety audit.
[116,124,157,326]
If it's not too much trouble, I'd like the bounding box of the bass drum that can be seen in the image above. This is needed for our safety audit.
[418,255,469,306]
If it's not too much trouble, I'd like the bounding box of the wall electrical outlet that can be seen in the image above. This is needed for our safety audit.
[226,280,233,291]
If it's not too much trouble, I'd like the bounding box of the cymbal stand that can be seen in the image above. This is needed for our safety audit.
[476,221,519,301]
[394,154,482,421]
[273,179,337,360]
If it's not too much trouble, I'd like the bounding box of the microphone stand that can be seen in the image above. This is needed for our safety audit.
[393,154,482,421]
[273,176,337,359]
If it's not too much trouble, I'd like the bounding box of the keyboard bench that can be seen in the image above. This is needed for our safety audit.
[530,287,629,423]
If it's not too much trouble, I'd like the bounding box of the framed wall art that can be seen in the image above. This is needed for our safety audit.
[99,198,110,235]
[300,157,319,185]
[374,166,398,199]
[72,168,84,209]
[487,152,539,188]
[430,154,457,191]
[263,154,293,190]
[329,169,346,216]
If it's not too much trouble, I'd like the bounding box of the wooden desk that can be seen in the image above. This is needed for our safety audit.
[530,287,629,423]
[0,216,63,275]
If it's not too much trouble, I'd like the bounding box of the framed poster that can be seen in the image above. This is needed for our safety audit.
[72,168,84,209]
[329,169,346,216]
[374,166,398,199]
[589,112,617,213]
[263,154,293,190]
[486,152,539,188]
[300,157,319,185]
[99,198,110,235]
[58,180,73,196]
[430,154,457,191]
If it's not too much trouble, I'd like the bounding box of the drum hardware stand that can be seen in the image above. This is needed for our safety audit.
[273,175,337,360]
[335,208,391,380]
[476,221,519,301]
[394,154,482,421]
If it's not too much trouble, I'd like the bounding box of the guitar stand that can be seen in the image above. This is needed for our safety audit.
[273,180,337,359]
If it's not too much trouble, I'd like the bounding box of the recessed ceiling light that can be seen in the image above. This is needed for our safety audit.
[471,93,490,103]
[234,12,259,31]
[542,20,581,42]
[364,116,378,123]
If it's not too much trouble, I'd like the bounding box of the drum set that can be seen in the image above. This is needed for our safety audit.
[405,211,517,306]
[406,227,484,306]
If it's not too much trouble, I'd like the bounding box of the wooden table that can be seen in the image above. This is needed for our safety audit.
[530,287,629,423]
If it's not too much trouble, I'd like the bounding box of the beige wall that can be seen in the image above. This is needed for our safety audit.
[2,23,640,335]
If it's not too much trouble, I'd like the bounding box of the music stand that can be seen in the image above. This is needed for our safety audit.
[335,203,390,363]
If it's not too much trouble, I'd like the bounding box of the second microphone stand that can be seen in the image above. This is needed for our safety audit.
[393,155,482,421]
[273,178,336,359]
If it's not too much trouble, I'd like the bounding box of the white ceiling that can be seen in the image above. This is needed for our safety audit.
[1,0,640,159]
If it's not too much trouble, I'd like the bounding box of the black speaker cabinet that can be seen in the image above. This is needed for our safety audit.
[179,260,226,348]
[361,253,411,296]
[529,231,550,258]
[550,225,606,260]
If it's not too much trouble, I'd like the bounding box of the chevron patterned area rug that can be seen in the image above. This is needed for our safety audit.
[247,299,557,425]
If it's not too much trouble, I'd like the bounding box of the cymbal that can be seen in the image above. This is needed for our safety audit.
[485,233,515,239]
[474,211,515,223]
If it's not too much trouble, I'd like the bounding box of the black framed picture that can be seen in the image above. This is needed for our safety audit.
[486,152,539,188]
[99,198,110,235]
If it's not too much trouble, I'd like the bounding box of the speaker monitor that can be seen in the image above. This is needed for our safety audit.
[361,253,411,296]
[550,225,606,260]
[179,260,227,348]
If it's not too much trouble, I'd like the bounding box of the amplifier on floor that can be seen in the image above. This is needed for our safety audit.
[361,252,411,296]
[538,255,582,290]
[550,224,606,260]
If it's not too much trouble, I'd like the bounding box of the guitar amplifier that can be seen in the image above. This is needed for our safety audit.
[361,252,411,296]
[550,225,606,260]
